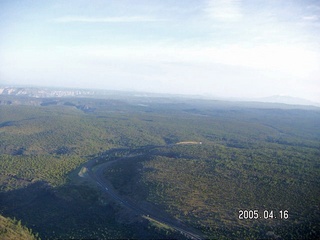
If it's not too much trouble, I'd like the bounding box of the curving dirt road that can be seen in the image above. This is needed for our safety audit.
[84,147,204,240]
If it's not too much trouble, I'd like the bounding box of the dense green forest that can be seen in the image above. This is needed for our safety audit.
[105,144,319,238]
[0,95,319,239]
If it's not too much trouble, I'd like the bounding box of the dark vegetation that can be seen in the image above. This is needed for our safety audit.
[0,94,319,239]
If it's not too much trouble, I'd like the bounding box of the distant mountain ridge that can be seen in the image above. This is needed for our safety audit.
[253,95,320,107]
[1,86,319,108]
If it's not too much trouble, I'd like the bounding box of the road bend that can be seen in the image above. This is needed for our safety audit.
[84,150,204,240]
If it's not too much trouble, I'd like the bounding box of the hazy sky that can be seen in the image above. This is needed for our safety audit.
[1,0,320,102]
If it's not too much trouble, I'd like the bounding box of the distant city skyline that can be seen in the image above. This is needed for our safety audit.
[1,0,320,103]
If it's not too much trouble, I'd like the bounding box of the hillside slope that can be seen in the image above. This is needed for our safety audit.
[0,215,38,240]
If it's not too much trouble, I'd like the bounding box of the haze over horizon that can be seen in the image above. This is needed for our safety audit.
[1,0,320,103]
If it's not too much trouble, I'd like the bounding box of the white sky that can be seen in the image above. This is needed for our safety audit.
[0,0,320,102]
